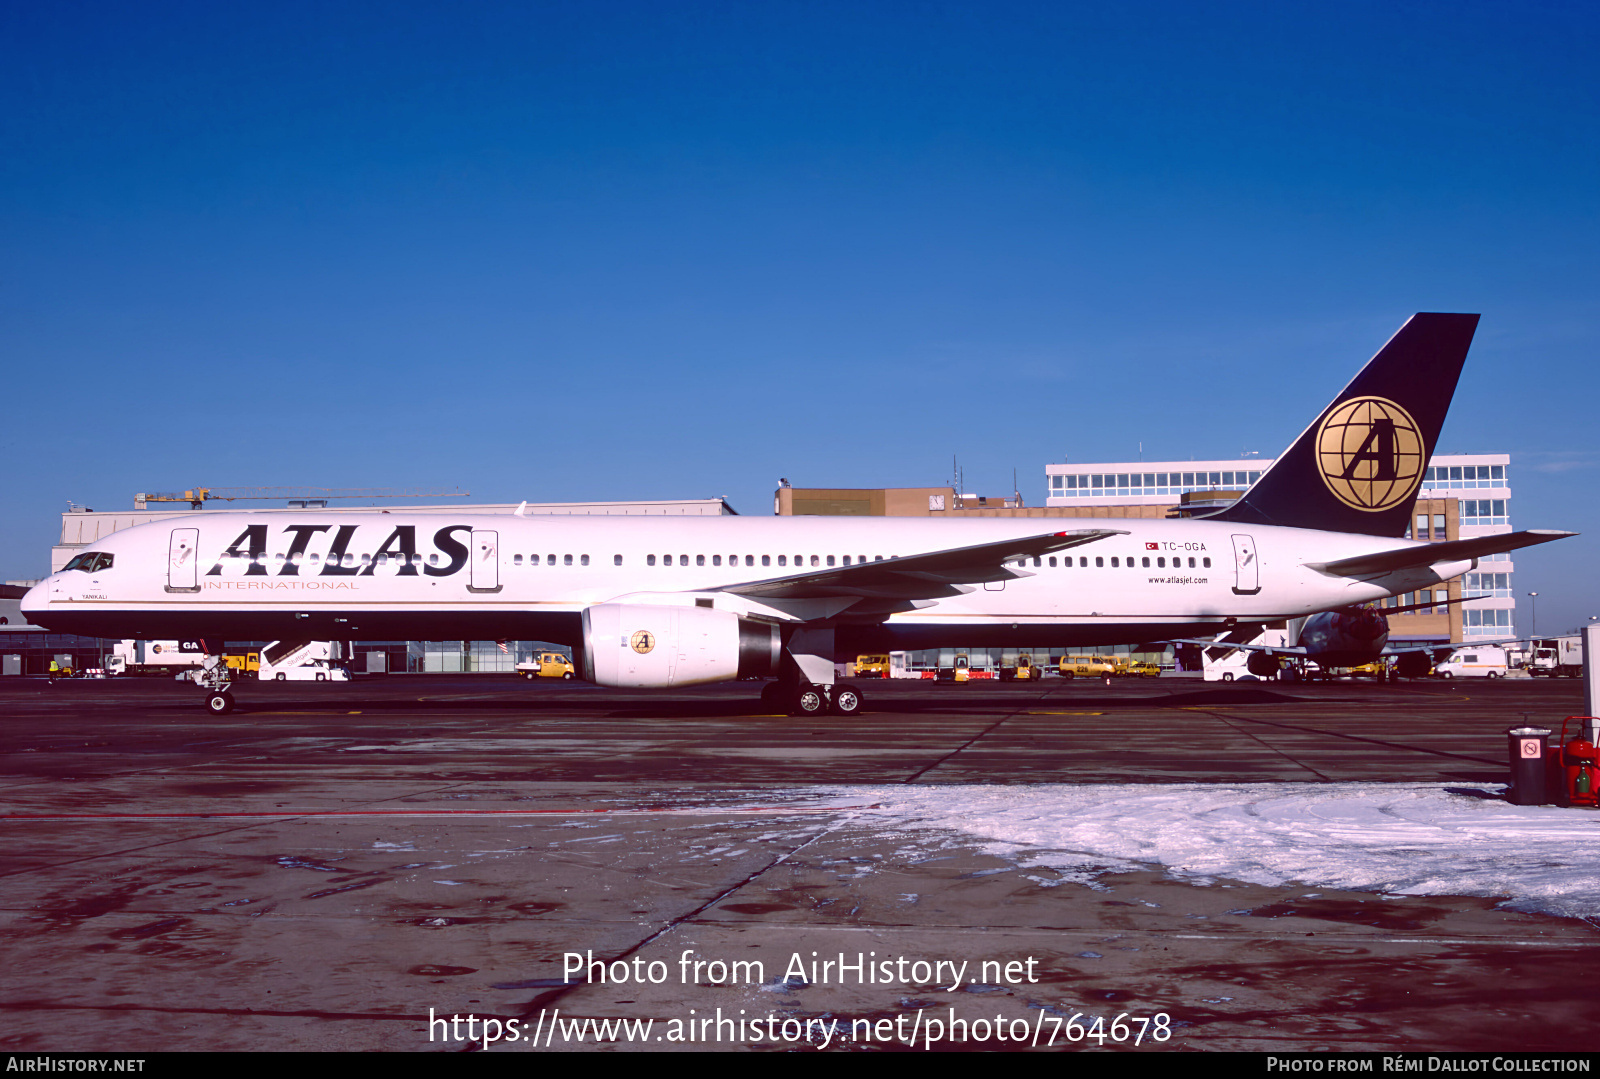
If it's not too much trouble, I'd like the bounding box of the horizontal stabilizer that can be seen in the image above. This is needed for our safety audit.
[723,529,1126,601]
[1310,529,1576,578]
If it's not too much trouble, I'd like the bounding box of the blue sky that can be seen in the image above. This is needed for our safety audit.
[4,1,1596,632]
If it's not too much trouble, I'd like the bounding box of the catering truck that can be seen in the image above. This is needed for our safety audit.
[1529,636,1582,678]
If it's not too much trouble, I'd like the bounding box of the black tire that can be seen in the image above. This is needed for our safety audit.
[792,686,826,717]
[563,671,572,680]
[205,692,234,716]
[1061,670,1074,680]
[275,672,286,681]
[1222,672,1234,682]
[831,686,863,716]
[1486,671,1498,679]
[316,673,326,681]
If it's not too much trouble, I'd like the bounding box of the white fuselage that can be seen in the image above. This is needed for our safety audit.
[22,511,1470,652]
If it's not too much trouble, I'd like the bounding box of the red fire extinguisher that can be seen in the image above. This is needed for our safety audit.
[1557,716,1599,808]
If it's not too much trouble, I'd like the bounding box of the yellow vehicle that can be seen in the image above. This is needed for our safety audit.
[1058,655,1117,680]
[225,652,261,676]
[855,654,891,678]
[939,653,971,682]
[1124,661,1162,678]
[1000,654,1040,681]
[518,652,575,680]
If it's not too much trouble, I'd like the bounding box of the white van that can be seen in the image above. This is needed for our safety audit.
[1435,646,1509,679]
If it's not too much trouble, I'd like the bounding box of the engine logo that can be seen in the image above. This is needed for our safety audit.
[629,630,655,654]
[1315,396,1426,512]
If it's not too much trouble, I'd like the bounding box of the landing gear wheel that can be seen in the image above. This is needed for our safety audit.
[830,686,863,716]
[791,686,827,717]
[205,691,234,716]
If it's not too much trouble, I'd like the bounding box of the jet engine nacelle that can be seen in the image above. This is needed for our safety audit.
[1297,606,1389,666]
[581,603,782,688]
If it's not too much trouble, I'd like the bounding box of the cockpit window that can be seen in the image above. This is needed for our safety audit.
[64,552,113,572]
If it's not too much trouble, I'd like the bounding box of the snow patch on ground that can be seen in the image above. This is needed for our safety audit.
[828,783,1600,919]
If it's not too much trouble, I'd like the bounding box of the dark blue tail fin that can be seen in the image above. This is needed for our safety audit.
[1211,313,1479,537]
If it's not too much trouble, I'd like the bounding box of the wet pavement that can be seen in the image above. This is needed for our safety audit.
[0,674,1594,1052]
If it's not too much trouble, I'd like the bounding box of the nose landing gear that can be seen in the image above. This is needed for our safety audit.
[191,651,238,715]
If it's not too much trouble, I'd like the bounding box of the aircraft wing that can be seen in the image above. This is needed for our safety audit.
[720,529,1127,601]
[1310,530,1576,578]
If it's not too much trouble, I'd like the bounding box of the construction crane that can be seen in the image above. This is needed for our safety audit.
[134,486,470,510]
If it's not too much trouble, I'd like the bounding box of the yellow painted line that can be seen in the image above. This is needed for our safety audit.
[1025,711,1104,716]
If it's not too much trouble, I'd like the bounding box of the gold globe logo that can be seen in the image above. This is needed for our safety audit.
[629,630,656,654]
[1315,396,1426,512]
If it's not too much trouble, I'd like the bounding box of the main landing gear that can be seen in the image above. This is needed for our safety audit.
[760,681,863,717]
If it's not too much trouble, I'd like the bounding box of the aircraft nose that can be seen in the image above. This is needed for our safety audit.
[19,579,50,619]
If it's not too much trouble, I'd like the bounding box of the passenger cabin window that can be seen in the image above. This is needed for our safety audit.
[647,555,656,566]
[546,554,556,566]
[697,555,705,566]
[778,555,786,567]
[514,554,523,566]
[564,554,573,566]
[614,555,623,566]
[679,555,688,566]
[580,554,589,566]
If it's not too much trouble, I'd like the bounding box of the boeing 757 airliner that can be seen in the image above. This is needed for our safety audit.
[23,314,1573,716]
